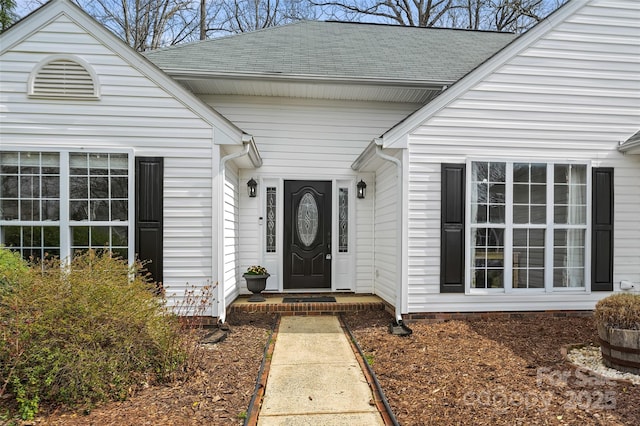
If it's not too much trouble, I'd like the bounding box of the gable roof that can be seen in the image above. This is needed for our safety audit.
[1,0,246,146]
[145,21,516,86]
[380,0,600,148]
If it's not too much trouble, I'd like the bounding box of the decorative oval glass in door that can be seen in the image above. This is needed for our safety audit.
[297,192,318,247]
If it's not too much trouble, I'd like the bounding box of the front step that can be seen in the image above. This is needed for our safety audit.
[228,294,386,315]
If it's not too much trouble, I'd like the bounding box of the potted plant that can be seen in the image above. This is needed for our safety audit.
[243,265,270,302]
[594,293,640,374]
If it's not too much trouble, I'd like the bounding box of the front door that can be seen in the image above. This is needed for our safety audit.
[284,180,331,289]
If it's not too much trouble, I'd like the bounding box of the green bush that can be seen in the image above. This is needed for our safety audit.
[0,250,190,420]
[0,246,29,288]
[595,293,640,330]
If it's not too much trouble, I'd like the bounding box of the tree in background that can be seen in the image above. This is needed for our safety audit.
[0,0,17,31]
[13,0,566,50]
[201,0,318,37]
[311,0,566,32]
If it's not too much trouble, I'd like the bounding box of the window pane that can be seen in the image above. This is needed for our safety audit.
[338,188,348,253]
[20,176,38,198]
[90,177,109,198]
[42,200,60,221]
[553,228,585,288]
[513,229,527,246]
[0,152,19,174]
[89,154,109,175]
[110,154,128,175]
[530,206,546,224]
[531,184,546,204]
[41,176,59,198]
[513,205,528,224]
[70,177,88,199]
[1,175,18,197]
[112,226,128,246]
[490,162,505,182]
[20,200,39,220]
[70,153,88,175]
[111,200,128,221]
[72,226,89,246]
[1,199,18,220]
[472,162,488,182]
[471,227,504,289]
[111,177,128,198]
[90,200,109,221]
[530,164,546,183]
[513,184,529,203]
[91,226,110,246]
[513,163,528,183]
[488,205,504,223]
[266,187,277,253]
[70,200,89,221]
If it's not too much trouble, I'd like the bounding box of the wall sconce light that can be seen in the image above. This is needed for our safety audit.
[357,179,367,199]
[247,178,257,198]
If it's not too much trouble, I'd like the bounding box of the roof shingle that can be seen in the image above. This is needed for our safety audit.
[145,21,517,84]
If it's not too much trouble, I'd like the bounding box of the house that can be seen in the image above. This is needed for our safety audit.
[1,0,638,323]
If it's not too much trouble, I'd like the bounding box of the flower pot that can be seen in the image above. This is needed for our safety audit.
[597,323,640,375]
[243,273,270,302]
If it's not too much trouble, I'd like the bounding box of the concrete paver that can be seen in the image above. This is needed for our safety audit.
[257,316,385,425]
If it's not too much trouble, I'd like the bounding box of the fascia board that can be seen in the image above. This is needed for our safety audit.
[381,0,590,149]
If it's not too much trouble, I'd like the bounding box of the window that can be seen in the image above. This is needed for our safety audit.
[338,187,349,253]
[468,160,588,292]
[1,151,131,261]
[266,187,276,253]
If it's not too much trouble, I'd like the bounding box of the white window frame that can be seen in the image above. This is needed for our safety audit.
[0,148,134,265]
[465,158,591,295]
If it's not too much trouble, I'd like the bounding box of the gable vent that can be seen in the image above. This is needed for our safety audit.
[30,57,99,99]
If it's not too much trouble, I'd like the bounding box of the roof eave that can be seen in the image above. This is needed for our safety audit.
[619,137,640,155]
[161,68,453,89]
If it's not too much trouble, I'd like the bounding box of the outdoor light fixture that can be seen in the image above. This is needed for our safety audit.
[247,178,257,197]
[357,179,367,199]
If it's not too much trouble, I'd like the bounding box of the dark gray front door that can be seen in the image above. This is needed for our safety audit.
[284,180,331,289]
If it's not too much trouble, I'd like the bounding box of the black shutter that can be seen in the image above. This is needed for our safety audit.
[135,157,163,286]
[440,163,466,293]
[591,167,614,291]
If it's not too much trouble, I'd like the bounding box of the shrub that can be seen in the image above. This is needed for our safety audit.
[0,246,29,288]
[594,293,640,330]
[0,250,189,420]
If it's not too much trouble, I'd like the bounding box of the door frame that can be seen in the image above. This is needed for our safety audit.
[258,176,357,292]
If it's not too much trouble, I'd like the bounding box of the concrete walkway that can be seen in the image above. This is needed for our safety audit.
[257,316,385,425]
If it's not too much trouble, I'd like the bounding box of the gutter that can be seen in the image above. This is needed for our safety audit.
[162,68,453,89]
[216,134,261,324]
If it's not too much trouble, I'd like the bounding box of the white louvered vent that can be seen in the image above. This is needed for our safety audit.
[31,58,98,99]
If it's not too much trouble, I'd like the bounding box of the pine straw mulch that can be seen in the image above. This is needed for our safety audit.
[343,310,640,426]
[7,310,639,425]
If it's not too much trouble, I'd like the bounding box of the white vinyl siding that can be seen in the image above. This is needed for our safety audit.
[374,161,398,305]
[1,14,221,314]
[405,0,640,312]
[223,164,241,302]
[205,95,419,294]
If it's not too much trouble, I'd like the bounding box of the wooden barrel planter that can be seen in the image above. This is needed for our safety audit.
[597,323,640,375]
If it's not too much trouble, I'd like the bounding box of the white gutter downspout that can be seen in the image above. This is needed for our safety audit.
[372,139,411,334]
[216,135,255,324]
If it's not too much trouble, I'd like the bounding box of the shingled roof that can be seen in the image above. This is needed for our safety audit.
[145,21,517,85]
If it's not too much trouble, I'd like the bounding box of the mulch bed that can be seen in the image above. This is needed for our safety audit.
[20,312,277,426]
[6,310,639,425]
[343,310,640,426]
